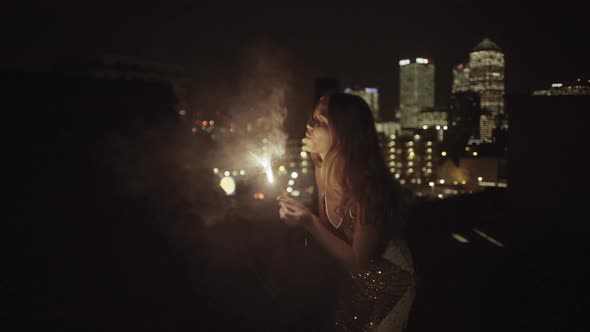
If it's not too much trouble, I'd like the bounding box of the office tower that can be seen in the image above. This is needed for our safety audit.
[452,63,470,93]
[399,58,435,130]
[468,38,505,138]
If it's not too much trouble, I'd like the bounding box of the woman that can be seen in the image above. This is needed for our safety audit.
[277,93,415,331]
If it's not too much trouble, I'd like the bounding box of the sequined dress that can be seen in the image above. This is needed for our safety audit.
[322,192,416,332]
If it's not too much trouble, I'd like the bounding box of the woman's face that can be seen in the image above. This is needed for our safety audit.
[304,108,332,155]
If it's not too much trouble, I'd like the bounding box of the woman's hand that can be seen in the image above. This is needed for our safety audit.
[277,192,316,230]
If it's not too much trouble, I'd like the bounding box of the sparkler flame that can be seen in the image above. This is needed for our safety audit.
[249,151,274,183]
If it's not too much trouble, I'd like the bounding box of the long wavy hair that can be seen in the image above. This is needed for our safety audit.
[311,93,404,245]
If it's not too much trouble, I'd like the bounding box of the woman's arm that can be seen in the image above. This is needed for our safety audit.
[279,197,379,272]
[305,210,379,273]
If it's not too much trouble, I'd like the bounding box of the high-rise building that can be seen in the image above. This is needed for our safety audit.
[468,38,505,137]
[345,87,380,121]
[399,58,435,130]
[452,63,470,93]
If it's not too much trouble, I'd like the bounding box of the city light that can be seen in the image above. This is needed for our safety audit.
[441,151,447,156]
[279,165,286,172]
[300,151,307,158]
[209,120,215,126]
[288,180,294,186]
[399,59,411,66]
[436,125,441,130]
[443,126,448,130]
[291,190,301,197]
[291,172,298,179]
[213,168,219,174]
[422,125,428,129]
[473,152,478,156]
[451,233,470,243]
[439,179,445,184]
[224,171,230,176]
[429,182,434,187]
[302,168,308,174]
[473,228,505,248]
[478,177,483,181]
[239,170,246,175]
[286,187,293,193]
[220,177,236,196]
[232,171,238,176]
[416,57,429,64]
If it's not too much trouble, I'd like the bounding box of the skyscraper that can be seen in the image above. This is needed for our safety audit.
[344,86,380,121]
[399,58,435,130]
[468,38,505,140]
[452,63,470,93]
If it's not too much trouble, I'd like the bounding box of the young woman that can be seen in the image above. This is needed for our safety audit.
[277,93,415,331]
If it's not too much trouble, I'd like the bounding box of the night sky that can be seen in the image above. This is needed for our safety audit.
[3,1,588,119]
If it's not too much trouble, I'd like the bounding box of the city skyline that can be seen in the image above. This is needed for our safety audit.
[2,1,588,119]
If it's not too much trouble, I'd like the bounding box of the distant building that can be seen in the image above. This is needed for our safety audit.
[378,130,441,188]
[448,91,481,141]
[452,63,471,93]
[532,81,590,96]
[345,86,380,121]
[399,58,435,130]
[418,107,448,129]
[468,38,505,137]
[375,121,402,137]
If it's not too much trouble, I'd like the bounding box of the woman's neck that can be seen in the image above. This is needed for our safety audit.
[319,152,326,160]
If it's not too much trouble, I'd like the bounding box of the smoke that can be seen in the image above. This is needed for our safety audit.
[207,42,292,178]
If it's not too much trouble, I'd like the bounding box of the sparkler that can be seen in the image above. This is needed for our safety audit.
[249,151,274,184]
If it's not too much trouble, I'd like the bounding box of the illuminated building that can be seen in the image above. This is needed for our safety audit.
[479,113,495,141]
[345,86,380,121]
[532,81,590,96]
[468,38,505,135]
[417,107,448,129]
[399,58,435,130]
[452,63,471,93]
[375,121,402,137]
[377,130,440,187]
